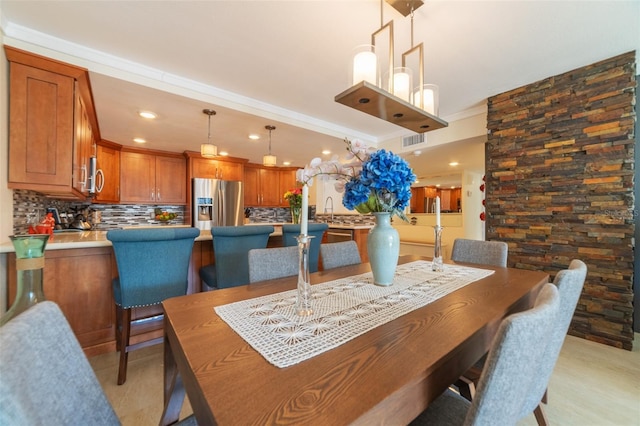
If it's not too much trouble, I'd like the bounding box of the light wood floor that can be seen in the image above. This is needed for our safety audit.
[90,333,640,425]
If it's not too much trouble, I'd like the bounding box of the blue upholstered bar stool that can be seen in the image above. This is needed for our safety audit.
[107,227,200,385]
[282,223,328,272]
[200,225,274,291]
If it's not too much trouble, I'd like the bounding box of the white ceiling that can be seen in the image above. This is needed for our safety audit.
[1,0,638,186]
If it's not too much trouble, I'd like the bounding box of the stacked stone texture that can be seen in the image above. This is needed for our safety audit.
[486,51,636,350]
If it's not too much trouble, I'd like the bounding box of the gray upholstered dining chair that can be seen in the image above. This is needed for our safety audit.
[455,259,587,425]
[522,259,588,425]
[200,225,274,290]
[282,223,328,272]
[107,227,200,385]
[450,238,508,267]
[0,301,196,426]
[451,238,507,397]
[320,240,362,269]
[410,283,560,426]
[248,246,299,283]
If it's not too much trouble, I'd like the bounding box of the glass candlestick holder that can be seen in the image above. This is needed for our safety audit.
[295,234,314,316]
[432,226,444,272]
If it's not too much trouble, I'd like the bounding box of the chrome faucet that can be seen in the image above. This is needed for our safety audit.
[324,196,334,223]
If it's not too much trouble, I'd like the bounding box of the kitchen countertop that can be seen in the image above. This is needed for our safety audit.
[0,229,220,253]
[247,222,375,230]
[324,223,374,230]
[0,222,373,254]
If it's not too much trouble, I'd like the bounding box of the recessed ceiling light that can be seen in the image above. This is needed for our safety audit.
[249,134,260,140]
[219,151,229,156]
[138,111,157,119]
[449,162,459,166]
[322,150,331,155]
[133,138,146,144]
[283,161,291,166]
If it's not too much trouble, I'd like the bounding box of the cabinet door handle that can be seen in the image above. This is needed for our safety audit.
[80,165,87,190]
[157,189,161,201]
[95,169,104,193]
[151,190,155,201]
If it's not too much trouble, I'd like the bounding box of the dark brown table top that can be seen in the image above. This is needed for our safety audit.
[161,255,548,425]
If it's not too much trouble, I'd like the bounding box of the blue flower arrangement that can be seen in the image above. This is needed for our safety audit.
[297,139,416,221]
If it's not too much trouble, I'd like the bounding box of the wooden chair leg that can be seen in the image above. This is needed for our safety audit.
[542,388,548,404]
[115,305,122,352]
[455,375,476,401]
[534,403,549,426]
[117,307,132,385]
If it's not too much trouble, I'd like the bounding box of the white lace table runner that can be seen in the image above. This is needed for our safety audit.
[214,261,494,368]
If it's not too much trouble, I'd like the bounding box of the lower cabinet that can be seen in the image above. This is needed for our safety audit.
[353,229,370,263]
[5,243,205,357]
[4,235,310,356]
[7,247,115,356]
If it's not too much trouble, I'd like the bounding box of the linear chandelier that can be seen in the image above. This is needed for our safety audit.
[335,0,447,133]
[201,109,218,158]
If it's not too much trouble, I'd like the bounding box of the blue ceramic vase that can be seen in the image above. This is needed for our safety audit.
[367,212,400,286]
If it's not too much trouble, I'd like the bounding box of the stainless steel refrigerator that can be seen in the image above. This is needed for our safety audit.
[192,178,244,230]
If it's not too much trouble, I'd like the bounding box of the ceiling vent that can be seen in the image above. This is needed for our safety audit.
[401,133,427,152]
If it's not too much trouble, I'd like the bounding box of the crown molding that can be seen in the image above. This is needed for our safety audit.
[2,21,380,144]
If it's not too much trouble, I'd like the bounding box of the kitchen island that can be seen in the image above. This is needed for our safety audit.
[0,223,372,356]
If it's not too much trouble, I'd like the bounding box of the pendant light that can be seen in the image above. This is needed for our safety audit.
[334,0,448,134]
[201,109,218,158]
[263,125,277,167]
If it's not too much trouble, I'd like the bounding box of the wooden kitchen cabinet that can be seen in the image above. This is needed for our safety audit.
[278,169,299,207]
[244,164,281,207]
[93,140,121,203]
[7,247,115,356]
[411,187,426,213]
[5,46,100,200]
[5,243,202,356]
[191,157,245,181]
[120,149,187,204]
[73,87,96,196]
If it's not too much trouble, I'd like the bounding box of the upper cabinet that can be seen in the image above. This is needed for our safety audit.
[244,164,281,207]
[6,46,100,200]
[186,153,246,182]
[120,149,187,205]
[242,166,298,207]
[278,168,299,207]
[93,140,121,204]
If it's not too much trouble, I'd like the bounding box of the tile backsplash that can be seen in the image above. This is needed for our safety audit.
[10,190,323,234]
[11,190,185,234]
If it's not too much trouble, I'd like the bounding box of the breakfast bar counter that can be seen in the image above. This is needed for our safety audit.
[0,226,284,253]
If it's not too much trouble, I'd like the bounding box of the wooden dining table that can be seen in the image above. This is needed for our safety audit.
[160,255,548,426]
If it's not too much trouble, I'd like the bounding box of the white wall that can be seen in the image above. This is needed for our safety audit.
[0,15,13,314]
[315,179,351,215]
[461,170,485,240]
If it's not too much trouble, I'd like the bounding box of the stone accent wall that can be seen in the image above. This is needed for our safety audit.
[486,51,636,350]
